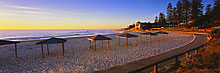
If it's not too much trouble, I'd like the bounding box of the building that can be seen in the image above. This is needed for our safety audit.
[135,21,142,31]
[134,21,152,31]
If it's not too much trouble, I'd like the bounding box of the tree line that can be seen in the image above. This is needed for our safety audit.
[155,0,220,28]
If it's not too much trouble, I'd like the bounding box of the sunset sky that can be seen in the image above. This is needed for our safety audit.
[0,0,214,29]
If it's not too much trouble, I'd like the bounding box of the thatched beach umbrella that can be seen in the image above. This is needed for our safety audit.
[117,33,138,46]
[139,32,158,44]
[0,40,20,58]
[87,35,111,51]
[156,31,169,41]
[36,38,67,58]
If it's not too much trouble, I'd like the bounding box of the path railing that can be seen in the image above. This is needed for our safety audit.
[128,36,211,73]
[128,44,207,73]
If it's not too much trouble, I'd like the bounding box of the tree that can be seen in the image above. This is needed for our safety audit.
[158,13,166,27]
[191,0,204,19]
[154,16,158,24]
[172,7,177,27]
[212,0,220,26]
[213,0,220,10]
[167,3,173,27]
[182,0,191,26]
[191,15,211,28]
[205,4,212,15]
[176,0,183,26]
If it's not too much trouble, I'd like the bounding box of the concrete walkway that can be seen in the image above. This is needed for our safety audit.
[95,34,208,73]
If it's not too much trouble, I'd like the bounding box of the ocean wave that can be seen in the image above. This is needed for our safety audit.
[0,29,118,41]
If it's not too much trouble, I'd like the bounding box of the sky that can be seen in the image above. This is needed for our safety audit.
[0,0,214,29]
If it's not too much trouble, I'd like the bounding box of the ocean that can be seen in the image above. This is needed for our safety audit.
[0,29,119,41]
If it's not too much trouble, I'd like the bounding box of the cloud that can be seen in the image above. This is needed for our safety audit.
[2,5,85,18]
[6,5,41,10]
[20,10,51,15]
[0,13,20,16]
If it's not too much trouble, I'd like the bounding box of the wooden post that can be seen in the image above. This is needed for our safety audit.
[139,35,142,40]
[62,43,65,56]
[47,44,49,54]
[195,49,198,55]
[175,56,178,64]
[157,36,158,41]
[41,44,44,58]
[154,64,158,73]
[186,51,189,60]
[118,38,120,46]
[145,36,147,43]
[163,34,164,41]
[14,43,17,58]
[94,40,96,51]
[126,38,128,46]
[102,40,104,48]
[139,35,142,43]
[149,36,151,44]
[108,40,110,50]
[166,34,168,40]
[201,46,203,51]
[89,40,91,49]
[200,47,203,51]
[134,37,137,46]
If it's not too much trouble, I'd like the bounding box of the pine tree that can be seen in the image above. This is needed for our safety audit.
[213,0,220,10]
[191,0,204,19]
[172,7,177,27]
[176,0,183,26]
[167,3,173,27]
[212,0,220,26]
[205,4,212,15]
[182,0,191,26]
[154,16,158,24]
[158,13,166,27]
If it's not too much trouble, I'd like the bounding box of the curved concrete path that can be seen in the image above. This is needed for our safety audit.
[95,34,209,73]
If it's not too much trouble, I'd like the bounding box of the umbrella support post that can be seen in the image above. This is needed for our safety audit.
[108,40,110,50]
[62,43,65,56]
[14,43,17,58]
[89,41,91,49]
[163,34,164,41]
[139,35,142,43]
[41,44,44,58]
[134,37,137,46]
[126,38,128,46]
[118,38,120,46]
[102,40,104,48]
[47,44,49,54]
[94,41,96,51]
[145,36,147,43]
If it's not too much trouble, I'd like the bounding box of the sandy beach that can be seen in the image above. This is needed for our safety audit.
[0,31,194,73]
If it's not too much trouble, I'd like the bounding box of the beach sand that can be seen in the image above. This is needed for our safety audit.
[0,32,194,73]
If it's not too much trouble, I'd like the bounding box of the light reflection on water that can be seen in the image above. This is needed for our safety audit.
[0,29,118,41]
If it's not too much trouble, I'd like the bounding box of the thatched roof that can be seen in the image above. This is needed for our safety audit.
[87,35,111,41]
[0,40,19,45]
[156,31,168,34]
[117,33,138,38]
[36,38,67,44]
[140,32,158,36]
